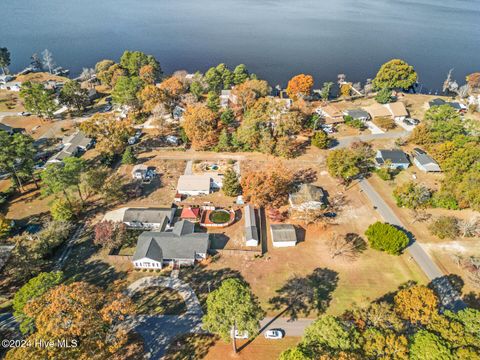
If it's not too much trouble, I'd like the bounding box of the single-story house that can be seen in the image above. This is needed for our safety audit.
[428,98,467,113]
[0,123,14,135]
[365,103,392,119]
[47,131,93,164]
[220,90,238,108]
[132,220,210,269]
[289,184,326,211]
[177,175,212,196]
[412,148,441,172]
[375,150,410,169]
[180,207,201,222]
[245,204,259,247]
[343,109,370,122]
[123,207,175,230]
[271,224,297,248]
[316,104,344,124]
[386,102,409,121]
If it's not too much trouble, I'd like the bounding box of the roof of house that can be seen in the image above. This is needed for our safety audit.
[289,184,325,206]
[177,175,211,192]
[63,131,92,149]
[376,150,409,164]
[132,223,209,262]
[0,123,13,133]
[387,102,408,117]
[132,164,148,174]
[319,104,343,118]
[271,224,297,243]
[245,205,259,242]
[123,208,172,224]
[365,104,392,118]
[172,219,195,236]
[414,153,441,169]
[344,109,370,119]
[180,207,201,219]
[429,98,446,107]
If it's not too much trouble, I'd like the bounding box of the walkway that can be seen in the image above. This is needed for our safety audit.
[126,276,204,359]
[359,179,464,310]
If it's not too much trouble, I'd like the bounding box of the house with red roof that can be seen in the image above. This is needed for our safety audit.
[180,207,201,222]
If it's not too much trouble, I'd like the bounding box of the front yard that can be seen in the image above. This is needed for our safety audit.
[132,287,187,315]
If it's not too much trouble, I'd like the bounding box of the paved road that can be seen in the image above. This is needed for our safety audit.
[359,179,464,310]
[260,317,314,337]
[333,130,410,148]
[54,225,85,270]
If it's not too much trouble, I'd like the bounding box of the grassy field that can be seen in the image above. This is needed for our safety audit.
[132,287,187,315]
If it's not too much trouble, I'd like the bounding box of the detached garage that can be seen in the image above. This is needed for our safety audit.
[271,224,297,248]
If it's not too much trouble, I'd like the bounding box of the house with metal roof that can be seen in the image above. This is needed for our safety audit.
[270,224,297,248]
[412,148,441,172]
[289,184,326,211]
[244,204,259,247]
[132,220,210,269]
[177,175,212,196]
[375,149,410,169]
[123,207,175,230]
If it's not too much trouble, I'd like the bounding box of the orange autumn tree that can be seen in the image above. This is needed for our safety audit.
[286,74,314,101]
[231,79,270,114]
[138,84,163,112]
[182,103,219,150]
[139,64,156,85]
[393,285,438,325]
[240,163,293,208]
[5,282,141,360]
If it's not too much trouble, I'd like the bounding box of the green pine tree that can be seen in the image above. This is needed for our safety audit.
[122,147,136,165]
[222,168,241,197]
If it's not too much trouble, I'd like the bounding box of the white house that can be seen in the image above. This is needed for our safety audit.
[270,224,297,248]
[375,150,410,170]
[177,175,212,196]
[132,220,210,269]
[412,148,441,172]
[122,208,175,230]
[245,205,259,247]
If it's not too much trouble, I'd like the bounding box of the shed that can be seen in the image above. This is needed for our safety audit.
[177,175,211,196]
[244,205,259,247]
[271,224,297,248]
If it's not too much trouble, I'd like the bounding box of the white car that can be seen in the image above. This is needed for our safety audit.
[264,329,284,339]
[230,330,249,339]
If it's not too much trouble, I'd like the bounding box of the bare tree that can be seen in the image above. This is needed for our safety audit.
[41,49,55,73]
[458,216,480,238]
[328,232,367,261]
[79,67,96,81]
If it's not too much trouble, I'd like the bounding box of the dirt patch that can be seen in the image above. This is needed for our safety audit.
[15,72,69,84]
[0,91,24,112]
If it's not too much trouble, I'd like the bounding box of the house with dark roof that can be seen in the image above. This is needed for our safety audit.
[412,148,441,172]
[375,150,410,169]
[428,98,467,113]
[270,224,297,248]
[244,205,259,247]
[46,131,93,164]
[132,220,210,269]
[289,184,326,211]
[123,208,175,230]
[0,123,14,135]
[343,109,370,122]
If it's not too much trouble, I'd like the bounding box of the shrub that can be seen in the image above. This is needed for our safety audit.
[376,167,393,181]
[50,198,75,221]
[393,182,432,209]
[311,130,330,149]
[373,116,396,130]
[365,222,409,255]
[428,216,459,239]
[121,146,136,165]
[344,115,366,130]
[430,191,459,210]
[375,88,392,104]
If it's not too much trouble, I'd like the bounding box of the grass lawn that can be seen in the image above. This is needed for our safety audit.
[209,210,231,224]
[132,287,187,315]
[165,334,300,360]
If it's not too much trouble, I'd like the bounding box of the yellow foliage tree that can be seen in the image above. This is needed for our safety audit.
[286,74,314,101]
[394,285,438,325]
[182,104,218,150]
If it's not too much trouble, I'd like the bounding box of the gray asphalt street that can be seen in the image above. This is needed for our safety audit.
[260,317,314,337]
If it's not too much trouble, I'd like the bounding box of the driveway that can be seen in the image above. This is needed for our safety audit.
[365,121,384,134]
[126,276,204,359]
[359,179,464,310]
[333,130,410,148]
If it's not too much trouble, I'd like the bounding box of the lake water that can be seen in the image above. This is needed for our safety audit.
[2,0,480,91]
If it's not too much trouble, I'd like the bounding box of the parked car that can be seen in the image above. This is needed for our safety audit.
[404,117,419,125]
[264,329,284,339]
[128,131,143,145]
[230,330,249,339]
[403,119,414,126]
[103,105,112,112]
[19,111,31,116]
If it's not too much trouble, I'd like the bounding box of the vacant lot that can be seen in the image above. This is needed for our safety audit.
[0,91,24,112]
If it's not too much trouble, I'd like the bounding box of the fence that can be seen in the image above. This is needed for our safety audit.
[209,248,262,258]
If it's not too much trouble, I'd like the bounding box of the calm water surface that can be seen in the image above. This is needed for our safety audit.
[2,0,480,90]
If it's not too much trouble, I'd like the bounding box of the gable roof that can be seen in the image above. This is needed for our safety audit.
[289,184,325,206]
[180,207,201,219]
[177,175,211,192]
[376,150,409,165]
[244,205,259,242]
[414,153,439,166]
[172,220,195,236]
[271,224,297,243]
[387,102,408,117]
[133,225,209,262]
[365,103,392,118]
[63,131,92,149]
[123,208,172,224]
[344,109,370,119]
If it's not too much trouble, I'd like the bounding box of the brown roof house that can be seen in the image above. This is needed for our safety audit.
[365,103,392,119]
[316,104,344,124]
[386,102,409,121]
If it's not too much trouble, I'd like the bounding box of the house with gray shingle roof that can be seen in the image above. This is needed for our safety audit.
[412,148,441,172]
[375,149,410,170]
[270,224,297,248]
[132,220,210,269]
[123,208,175,230]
